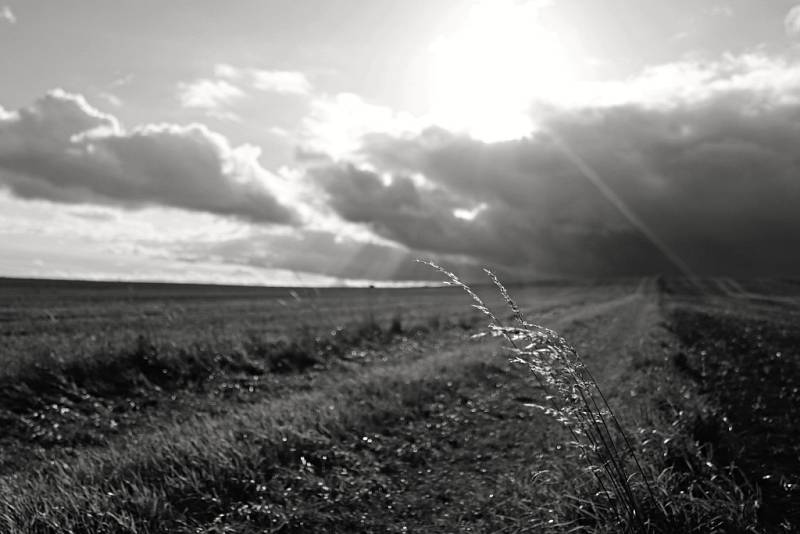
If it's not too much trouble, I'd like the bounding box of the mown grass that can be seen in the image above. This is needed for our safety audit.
[0,338,542,532]
[0,306,480,472]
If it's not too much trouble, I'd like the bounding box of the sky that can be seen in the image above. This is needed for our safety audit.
[2,0,800,284]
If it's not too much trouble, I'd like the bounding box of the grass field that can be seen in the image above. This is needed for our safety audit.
[1,276,799,532]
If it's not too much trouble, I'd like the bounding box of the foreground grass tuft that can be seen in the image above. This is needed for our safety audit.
[422,262,766,533]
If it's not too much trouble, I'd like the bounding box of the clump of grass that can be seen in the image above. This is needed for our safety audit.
[421,260,663,532]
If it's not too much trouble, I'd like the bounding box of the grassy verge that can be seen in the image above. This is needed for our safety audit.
[0,312,482,473]
[1,337,555,533]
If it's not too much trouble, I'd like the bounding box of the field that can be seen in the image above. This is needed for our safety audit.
[1,276,799,532]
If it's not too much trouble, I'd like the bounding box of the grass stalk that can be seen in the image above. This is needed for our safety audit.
[420,260,662,532]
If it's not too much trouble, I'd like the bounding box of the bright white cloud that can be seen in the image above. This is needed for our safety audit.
[301,93,425,159]
[213,63,239,79]
[251,70,311,95]
[177,79,244,109]
[215,63,312,95]
[570,53,800,109]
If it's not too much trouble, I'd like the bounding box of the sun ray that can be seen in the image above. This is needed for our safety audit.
[545,129,699,281]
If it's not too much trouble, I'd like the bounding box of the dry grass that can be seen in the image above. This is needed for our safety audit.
[0,275,788,532]
[422,261,766,533]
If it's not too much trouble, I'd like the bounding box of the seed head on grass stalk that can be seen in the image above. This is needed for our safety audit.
[419,259,663,532]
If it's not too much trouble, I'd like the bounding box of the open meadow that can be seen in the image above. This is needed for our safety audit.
[1,276,799,533]
[5,1,800,533]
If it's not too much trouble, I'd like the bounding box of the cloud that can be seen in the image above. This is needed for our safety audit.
[98,92,123,107]
[548,54,800,110]
[0,6,15,24]
[214,64,312,95]
[298,55,800,162]
[308,55,800,277]
[177,79,244,109]
[301,92,424,158]
[109,74,133,88]
[313,154,665,277]
[251,70,312,95]
[176,65,311,120]
[787,5,800,37]
[0,90,297,224]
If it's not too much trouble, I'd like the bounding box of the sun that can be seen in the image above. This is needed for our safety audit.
[427,0,578,141]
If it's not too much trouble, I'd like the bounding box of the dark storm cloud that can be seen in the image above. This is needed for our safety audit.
[312,91,800,277]
[312,164,482,255]
[0,90,297,224]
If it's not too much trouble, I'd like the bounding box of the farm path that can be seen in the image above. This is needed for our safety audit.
[280,279,669,532]
[537,276,661,389]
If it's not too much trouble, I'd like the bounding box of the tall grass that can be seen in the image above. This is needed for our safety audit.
[421,260,663,532]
